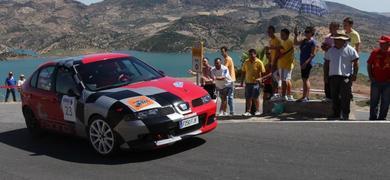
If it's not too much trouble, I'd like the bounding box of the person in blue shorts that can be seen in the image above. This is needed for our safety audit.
[241,49,266,116]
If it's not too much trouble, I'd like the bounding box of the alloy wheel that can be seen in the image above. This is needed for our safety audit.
[89,119,115,155]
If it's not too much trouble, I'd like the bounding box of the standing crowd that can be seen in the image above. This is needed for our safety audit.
[3,72,25,102]
[4,18,389,120]
[189,17,389,120]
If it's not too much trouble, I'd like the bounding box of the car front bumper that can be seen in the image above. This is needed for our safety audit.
[116,101,217,150]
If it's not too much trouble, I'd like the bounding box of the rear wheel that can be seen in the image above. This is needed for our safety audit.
[88,117,118,156]
[22,108,44,137]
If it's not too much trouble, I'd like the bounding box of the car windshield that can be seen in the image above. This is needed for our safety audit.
[76,57,163,91]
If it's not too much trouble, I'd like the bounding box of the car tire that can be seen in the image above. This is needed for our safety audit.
[22,107,45,137]
[88,116,119,156]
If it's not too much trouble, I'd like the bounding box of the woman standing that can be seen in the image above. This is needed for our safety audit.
[294,26,318,102]
[188,57,216,99]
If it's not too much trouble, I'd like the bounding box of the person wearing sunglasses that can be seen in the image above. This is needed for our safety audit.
[294,26,318,102]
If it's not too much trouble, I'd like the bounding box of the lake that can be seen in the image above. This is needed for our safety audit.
[0,50,369,99]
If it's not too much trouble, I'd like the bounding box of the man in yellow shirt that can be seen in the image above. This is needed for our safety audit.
[343,17,361,101]
[267,25,282,66]
[278,28,295,101]
[343,17,361,53]
[266,25,282,99]
[221,46,236,115]
[241,49,266,116]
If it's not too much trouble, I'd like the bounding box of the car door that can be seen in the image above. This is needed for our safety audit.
[54,66,81,134]
[34,65,62,130]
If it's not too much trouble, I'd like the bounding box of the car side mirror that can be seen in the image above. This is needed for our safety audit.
[68,88,81,98]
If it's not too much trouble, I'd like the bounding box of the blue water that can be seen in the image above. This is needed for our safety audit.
[0,50,369,99]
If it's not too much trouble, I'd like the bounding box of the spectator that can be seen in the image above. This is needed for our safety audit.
[5,72,17,102]
[211,58,233,116]
[221,46,236,115]
[241,49,266,116]
[278,28,295,101]
[367,35,390,120]
[321,22,340,101]
[17,74,26,92]
[261,51,273,101]
[188,57,216,99]
[294,26,318,102]
[343,17,361,53]
[324,34,359,120]
[266,25,282,100]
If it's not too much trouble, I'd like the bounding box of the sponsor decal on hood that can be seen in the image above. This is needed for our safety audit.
[125,96,161,112]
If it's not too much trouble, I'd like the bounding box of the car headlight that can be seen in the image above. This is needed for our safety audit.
[191,94,212,108]
[201,94,211,104]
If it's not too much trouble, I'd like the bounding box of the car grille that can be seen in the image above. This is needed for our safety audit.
[159,106,175,116]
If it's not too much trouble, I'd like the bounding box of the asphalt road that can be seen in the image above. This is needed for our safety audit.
[1,104,390,180]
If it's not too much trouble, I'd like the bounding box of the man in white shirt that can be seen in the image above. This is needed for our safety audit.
[17,74,26,92]
[211,58,233,116]
[324,34,359,120]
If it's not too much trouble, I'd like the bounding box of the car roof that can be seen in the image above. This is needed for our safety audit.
[39,53,131,68]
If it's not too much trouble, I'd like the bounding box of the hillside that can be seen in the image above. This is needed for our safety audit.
[380,12,390,17]
[0,0,389,55]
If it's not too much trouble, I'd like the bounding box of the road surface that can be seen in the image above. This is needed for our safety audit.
[1,103,390,180]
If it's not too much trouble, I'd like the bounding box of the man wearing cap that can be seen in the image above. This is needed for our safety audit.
[367,36,390,120]
[4,72,17,102]
[324,34,359,120]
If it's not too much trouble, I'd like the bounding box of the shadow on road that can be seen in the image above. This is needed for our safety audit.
[0,128,206,164]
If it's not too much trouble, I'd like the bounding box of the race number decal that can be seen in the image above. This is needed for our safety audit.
[61,95,77,122]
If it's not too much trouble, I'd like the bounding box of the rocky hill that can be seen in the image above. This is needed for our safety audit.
[0,0,389,55]
[380,12,390,17]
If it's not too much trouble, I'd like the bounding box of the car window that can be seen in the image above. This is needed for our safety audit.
[122,60,157,80]
[55,67,77,95]
[30,71,39,88]
[77,57,163,91]
[37,66,55,91]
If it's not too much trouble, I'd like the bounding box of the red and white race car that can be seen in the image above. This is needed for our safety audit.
[21,53,217,156]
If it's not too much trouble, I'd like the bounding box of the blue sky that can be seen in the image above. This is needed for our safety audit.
[77,0,390,12]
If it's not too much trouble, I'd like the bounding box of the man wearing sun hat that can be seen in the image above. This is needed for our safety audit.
[324,33,359,120]
[367,35,390,120]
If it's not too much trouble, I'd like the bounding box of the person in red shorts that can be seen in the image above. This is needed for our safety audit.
[367,35,390,120]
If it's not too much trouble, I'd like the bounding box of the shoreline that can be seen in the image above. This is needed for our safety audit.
[1,48,373,61]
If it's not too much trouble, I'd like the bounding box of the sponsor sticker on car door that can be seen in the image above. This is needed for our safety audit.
[61,95,77,122]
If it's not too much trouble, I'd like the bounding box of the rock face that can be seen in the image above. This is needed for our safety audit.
[0,0,389,54]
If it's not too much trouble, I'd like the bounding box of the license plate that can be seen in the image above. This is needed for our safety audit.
[179,116,199,129]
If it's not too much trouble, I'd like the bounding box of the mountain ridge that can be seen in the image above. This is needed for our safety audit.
[0,0,389,55]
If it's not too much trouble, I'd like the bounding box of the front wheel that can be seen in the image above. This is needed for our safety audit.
[88,117,118,156]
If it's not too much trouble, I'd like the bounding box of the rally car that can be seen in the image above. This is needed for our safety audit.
[21,53,217,156]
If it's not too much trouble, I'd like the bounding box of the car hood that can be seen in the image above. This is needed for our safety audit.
[123,76,207,102]
[83,77,208,114]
